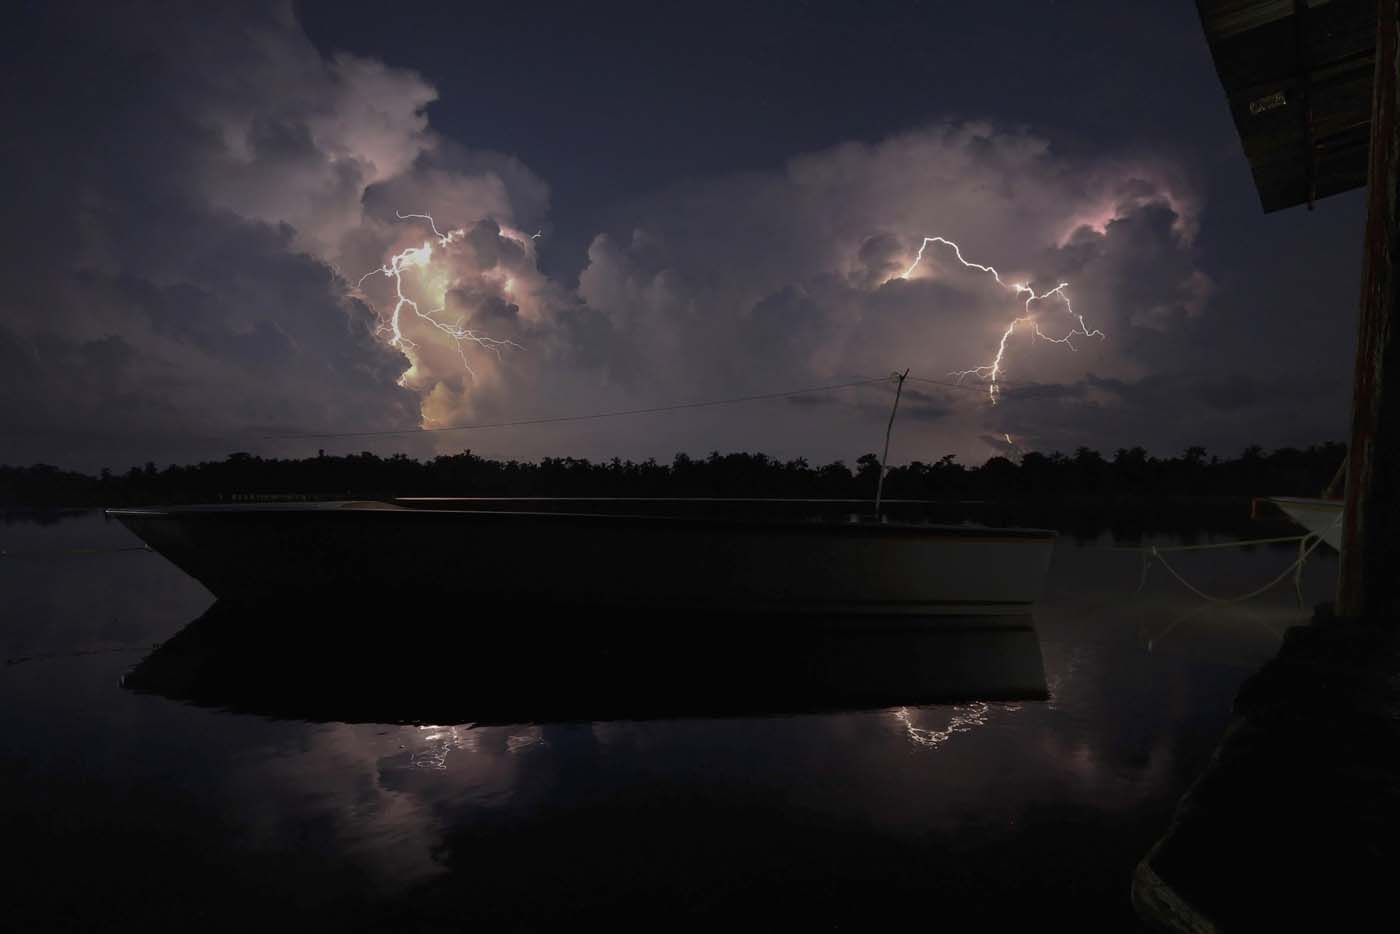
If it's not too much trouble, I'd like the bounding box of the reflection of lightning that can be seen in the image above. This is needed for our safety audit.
[893,702,1020,749]
[899,236,1104,403]
[357,211,523,382]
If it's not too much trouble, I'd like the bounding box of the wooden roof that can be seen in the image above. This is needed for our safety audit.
[1196,0,1375,212]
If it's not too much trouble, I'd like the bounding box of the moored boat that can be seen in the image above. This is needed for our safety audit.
[109,499,1057,617]
[1258,496,1343,550]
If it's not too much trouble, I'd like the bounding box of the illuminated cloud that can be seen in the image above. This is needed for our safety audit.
[570,124,1207,461]
[0,1,559,465]
[0,2,1349,470]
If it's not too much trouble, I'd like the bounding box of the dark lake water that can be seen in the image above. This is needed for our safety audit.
[1,510,1338,930]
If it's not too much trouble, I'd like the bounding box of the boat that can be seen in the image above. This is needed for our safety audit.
[1255,496,1343,550]
[108,499,1056,618]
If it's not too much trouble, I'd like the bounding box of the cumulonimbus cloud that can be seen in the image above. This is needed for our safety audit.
[7,1,1289,471]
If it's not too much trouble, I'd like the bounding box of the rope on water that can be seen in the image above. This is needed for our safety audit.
[1148,535,1325,604]
[4,644,152,667]
[0,545,152,559]
[1082,534,1312,553]
[1140,514,1341,605]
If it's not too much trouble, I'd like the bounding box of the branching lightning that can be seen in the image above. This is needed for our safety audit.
[356,211,523,382]
[899,236,1104,403]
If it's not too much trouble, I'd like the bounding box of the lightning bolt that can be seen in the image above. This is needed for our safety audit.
[356,211,523,383]
[899,236,1104,403]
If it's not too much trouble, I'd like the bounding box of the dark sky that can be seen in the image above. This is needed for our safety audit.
[298,0,1317,278]
[0,1,1366,470]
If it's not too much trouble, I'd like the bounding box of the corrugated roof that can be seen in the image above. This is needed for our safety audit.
[1197,0,1375,212]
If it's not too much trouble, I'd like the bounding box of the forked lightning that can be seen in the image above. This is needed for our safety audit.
[899,236,1104,403]
[356,211,522,381]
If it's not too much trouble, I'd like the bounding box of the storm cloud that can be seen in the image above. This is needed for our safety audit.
[0,2,1357,471]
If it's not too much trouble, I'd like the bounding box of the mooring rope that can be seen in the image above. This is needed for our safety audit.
[1138,513,1342,605]
[0,545,152,559]
[1147,534,1327,604]
[1080,534,1313,554]
[4,644,152,667]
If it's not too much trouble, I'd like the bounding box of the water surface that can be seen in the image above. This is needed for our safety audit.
[1,511,1337,930]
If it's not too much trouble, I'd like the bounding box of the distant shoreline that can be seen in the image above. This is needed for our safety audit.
[1,445,1344,521]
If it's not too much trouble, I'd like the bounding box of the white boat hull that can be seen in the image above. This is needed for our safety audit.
[110,502,1057,617]
[1267,496,1343,550]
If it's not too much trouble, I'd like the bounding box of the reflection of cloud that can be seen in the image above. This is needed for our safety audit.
[246,546,1328,894]
[231,721,548,891]
[505,729,548,754]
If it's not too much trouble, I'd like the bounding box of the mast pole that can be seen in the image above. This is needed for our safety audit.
[874,369,910,516]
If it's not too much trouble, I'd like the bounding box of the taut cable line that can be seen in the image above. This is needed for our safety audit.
[266,376,895,441]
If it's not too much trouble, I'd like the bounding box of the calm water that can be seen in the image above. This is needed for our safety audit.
[1,511,1338,930]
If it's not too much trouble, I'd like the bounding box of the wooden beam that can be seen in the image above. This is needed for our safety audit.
[1196,0,1375,213]
[1339,0,1400,617]
[1294,0,1318,208]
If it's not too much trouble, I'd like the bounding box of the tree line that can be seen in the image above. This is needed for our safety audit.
[0,442,1347,508]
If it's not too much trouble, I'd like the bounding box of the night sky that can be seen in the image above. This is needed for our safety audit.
[1,1,1367,471]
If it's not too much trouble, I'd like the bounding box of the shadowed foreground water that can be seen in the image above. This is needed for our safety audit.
[1,510,1338,930]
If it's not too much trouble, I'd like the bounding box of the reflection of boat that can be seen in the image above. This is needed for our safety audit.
[1254,496,1343,550]
[122,601,1048,725]
[108,499,1056,617]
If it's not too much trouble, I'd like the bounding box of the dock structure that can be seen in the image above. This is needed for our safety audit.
[1341,1,1400,618]
[1194,0,1394,617]
[1133,3,1400,929]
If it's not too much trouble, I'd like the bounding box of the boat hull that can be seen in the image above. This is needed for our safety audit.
[110,504,1056,617]
[1267,496,1343,550]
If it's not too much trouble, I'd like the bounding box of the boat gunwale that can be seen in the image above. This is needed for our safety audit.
[1265,496,1344,510]
[105,504,1058,542]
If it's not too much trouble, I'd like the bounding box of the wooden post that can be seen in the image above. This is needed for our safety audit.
[1339,0,1400,619]
[874,369,909,515]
